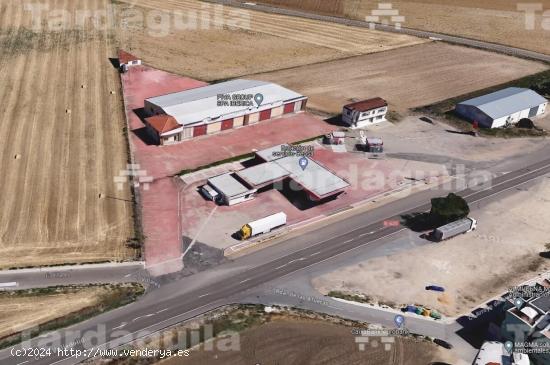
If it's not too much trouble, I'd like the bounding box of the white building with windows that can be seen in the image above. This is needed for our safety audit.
[342,98,388,128]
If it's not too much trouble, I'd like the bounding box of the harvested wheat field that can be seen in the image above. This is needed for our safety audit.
[253,0,550,55]
[0,0,135,268]
[158,318,449,365]
[253,42,549,114]
[0,284,144,339]
[115,0,427,81]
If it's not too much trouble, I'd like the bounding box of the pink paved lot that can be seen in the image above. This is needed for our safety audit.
[178,145,443,251]
[121,65,334,273]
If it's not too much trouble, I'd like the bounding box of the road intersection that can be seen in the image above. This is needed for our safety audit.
[2,150,550,365]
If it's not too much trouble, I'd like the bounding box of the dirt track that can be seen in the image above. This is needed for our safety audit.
[254,0,550,55]
[252,42,548,114]
[0,0,134,268]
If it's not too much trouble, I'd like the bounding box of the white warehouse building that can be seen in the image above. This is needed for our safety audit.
[143,79,307,145]
[455,87,547,129]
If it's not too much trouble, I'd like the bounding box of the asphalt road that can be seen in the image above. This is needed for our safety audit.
[2,154,550,365]
[206,0,550,63]
[0,263,145,291]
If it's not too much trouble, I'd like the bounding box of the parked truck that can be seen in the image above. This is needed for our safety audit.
[239,212,287,240]
[430,217,477,242]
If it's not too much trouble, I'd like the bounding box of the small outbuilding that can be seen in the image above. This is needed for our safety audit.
[455,87,547,128]
[342,98,388,128]
[118,50,141,73]
[206,173,257,206]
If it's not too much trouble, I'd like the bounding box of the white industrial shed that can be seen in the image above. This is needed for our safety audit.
[455,87,547,129]
[144,79,308,144]
[207,173,257,206]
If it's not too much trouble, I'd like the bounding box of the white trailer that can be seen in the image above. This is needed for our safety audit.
[239,212,287,240]
[431,217,477,242]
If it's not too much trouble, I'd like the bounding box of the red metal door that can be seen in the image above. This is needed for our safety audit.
[283,102,295,114]
[193,124,207,137]
[221,119,234,130]
[259,109,271,121]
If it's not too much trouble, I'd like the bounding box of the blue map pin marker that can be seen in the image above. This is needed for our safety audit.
[504,341,514,353]
[299,157,308,171]
[514,298,524,310]
[394,314,405,328]
[254,93,264,107]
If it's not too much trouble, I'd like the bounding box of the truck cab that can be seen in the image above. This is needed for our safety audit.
[467,217,477,232]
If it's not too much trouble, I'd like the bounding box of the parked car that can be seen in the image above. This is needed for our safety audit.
[402,305,417,313]
[425,285,445,292]
[433,339,453,349]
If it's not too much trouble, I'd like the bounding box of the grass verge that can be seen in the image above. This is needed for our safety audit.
[327,290,372,303]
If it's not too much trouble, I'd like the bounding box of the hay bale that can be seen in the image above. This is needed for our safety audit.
[110,90,115,95]
[14,154,21,160]
[66,109,71,114]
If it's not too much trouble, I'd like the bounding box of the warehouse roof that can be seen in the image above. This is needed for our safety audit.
[458,87,547,119]
[145,80,306,126]
[208,173,255,198]
[255,144,288,162]
[236,162,290,187]
[531,295,550,314]
[344,98,387,112]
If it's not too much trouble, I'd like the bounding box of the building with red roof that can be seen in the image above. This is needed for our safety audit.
[342,97,388,128]
[144,115,182,145]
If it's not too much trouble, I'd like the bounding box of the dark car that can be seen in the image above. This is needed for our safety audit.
[425,285,445,292]
[433,339,453,349]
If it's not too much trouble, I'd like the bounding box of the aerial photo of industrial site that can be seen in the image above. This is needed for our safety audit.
[0,1,550,364]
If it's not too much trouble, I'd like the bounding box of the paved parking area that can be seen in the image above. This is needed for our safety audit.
[121,65,335,274]
[179,142,448,251]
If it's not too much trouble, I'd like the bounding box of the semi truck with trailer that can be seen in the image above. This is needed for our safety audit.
[239,212,287,240]
[430,217,477,242]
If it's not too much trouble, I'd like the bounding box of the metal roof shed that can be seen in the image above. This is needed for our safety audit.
[274,155,350,200]
[236,162,290,188]
[456,87,548,128]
